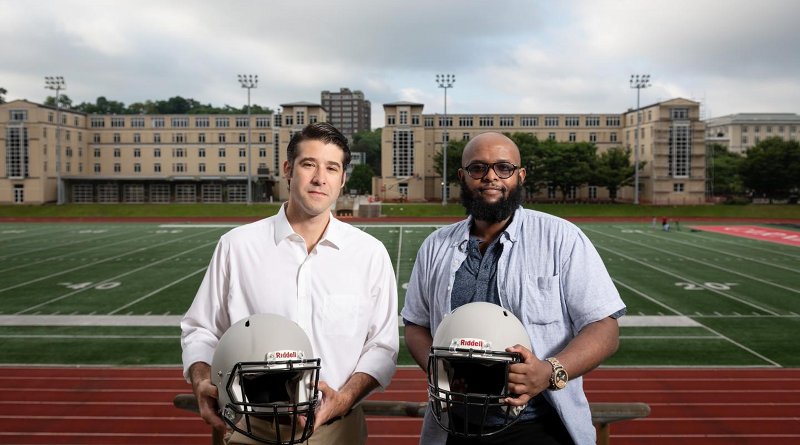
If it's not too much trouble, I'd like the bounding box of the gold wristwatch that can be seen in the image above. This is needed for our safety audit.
[546,357,568,390]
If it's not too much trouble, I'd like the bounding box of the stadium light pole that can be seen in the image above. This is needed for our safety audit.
[630,74,650,205]
[238,74,258,205]
[45,76,66,205]
[436,74,455,205]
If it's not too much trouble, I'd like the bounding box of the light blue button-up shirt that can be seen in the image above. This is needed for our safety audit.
[402,207,626,444]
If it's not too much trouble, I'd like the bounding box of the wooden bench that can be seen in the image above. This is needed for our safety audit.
[174,394,649,445]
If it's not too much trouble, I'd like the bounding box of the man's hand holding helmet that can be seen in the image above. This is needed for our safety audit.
[503,345,556,407]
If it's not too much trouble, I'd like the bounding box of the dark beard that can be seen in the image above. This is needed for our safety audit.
[460,177,523,223]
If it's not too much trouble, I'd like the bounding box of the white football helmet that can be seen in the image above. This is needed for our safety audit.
[427,302,533,438]
[211,314,321,444]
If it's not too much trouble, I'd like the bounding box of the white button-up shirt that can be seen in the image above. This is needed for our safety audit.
[181,205,399,391]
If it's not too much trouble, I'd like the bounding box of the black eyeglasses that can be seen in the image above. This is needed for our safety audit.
[462,162,520,180]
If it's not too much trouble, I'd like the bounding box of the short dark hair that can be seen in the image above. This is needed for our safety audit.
[286,122,351,169]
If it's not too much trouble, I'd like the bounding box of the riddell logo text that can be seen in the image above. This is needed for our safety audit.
[273,351,298,359]
[459,339,484,347]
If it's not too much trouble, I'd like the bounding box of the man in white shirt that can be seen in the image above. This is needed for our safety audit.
[181,122,399,444]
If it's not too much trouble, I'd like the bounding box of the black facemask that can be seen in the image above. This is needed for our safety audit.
[459,176,523,223]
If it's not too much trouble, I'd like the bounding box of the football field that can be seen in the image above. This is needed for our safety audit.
[0,221,798,368]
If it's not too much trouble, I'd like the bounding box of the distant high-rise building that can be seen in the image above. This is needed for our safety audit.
[321,88,371,140]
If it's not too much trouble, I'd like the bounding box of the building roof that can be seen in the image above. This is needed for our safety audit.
[705,113,800,126]
[280,101,323,107]
[383,101,424,107]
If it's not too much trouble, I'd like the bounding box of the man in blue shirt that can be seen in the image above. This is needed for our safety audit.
[402,132,626,444]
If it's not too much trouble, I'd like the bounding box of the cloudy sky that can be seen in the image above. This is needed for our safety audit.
[2,0,798,128]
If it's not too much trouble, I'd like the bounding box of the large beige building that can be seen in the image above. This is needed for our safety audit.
[704,113,800,154]
[0,99,326,204]
[376,98,706,205]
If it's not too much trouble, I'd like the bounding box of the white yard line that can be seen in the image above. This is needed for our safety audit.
[637,231,799,274]
[0,230,159,274]
[589,227,800,295]
[107,266,208,315]
[686,230,800,260]
[395,228,404,283]
[0,228,219,294]
[14,240,218,315]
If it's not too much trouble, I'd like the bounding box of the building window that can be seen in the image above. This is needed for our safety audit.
[548,132,556,141]
[671,108,689,120]
[111,117,125,128]
[438,116,453,127]
[94,148,101,157]
[499,117,514,127]
[545,116,559,127]
[425,117,434,127]
[668,123,691,177]
[5,127,29,178]
[399,111,408,125]
[479,116,494,127]
[673,183,685,192]
[154,148,161,158]
[219,163,226,173]
[258,133,267,143]
[152,117,165,128]
[134,148,141,157]
[173,163,186,173]
[154,163,161,173]
[606,116,621,126]
[90,117,105,128]
[565,116,580,127]
[93,133,101,143]
[114,148,121,157]
[238,133,246,143]
[610,132,618,142]
[239,163,246,173]
[296,111,305,125]
[589,132,597,142]
[219,148,226,157]
[134,163,141,173]
[172,117,189,128]
[174,148,186,158]
[521,116,538,127]
[459,117,473,127]
[198,148,206,157]
[568,132,577,142]
[462,132,470,141]
[236,117,249,128]
[199,163,206,173]
[133,133,141,143]
[197,133,207,143]
[588,186,597,199]
[131,117,145,128]
[256,117,270,128]
[259,148,267,157]
[114,163,121,173]
[285,115,294,126]
[113,133,121,143]
[392,129,414,177]
[412,115,420,125]
[239,148,246,157]
[9,110,28,121]
[216,117,230,128]
[586,116,600,127]
[194,117,209,128]
[94,163,101,173]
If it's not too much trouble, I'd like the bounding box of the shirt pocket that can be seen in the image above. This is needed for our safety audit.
[521,274,562,325]
[323,293,360,337]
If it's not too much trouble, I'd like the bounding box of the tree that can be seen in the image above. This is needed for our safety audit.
[74,96,127,114]
[706,143,744,198]
[537,141,598,200]
[594,146,637,201]
[0,87,6,104]
[44,94,73,109]
[432,139,467,186]
[740,137,800,201]
[345,164,375,195]
[508,132,546,198]
[352,128,382,175]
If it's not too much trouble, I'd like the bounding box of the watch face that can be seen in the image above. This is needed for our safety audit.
[554,369,568,388]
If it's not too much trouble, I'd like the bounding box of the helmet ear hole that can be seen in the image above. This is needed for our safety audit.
[241,370,303,404]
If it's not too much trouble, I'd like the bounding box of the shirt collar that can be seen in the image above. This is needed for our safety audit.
[457,205,523,246]
[273,202,344,250]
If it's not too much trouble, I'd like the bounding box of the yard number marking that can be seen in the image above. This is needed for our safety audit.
[675,282,739,291]
[58,281,121,290]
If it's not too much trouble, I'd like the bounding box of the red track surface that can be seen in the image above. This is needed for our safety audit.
[0,367,798,445]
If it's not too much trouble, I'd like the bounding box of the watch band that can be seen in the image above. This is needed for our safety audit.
[546,357,568,390]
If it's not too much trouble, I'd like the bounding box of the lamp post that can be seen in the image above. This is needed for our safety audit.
[45,76,66,205]
[436,74,455,205]
[629,74,650,205]
[238,74,258,205]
